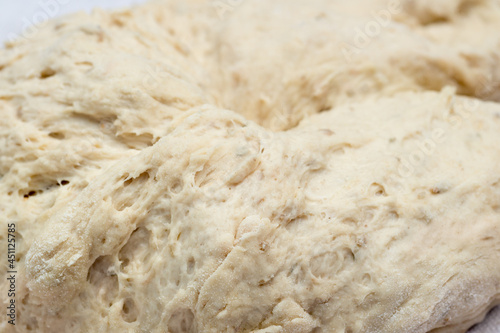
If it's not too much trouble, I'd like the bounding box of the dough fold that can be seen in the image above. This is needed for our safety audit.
[1,1,500,332]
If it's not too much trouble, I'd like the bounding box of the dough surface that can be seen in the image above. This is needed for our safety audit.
[1,0,500,332]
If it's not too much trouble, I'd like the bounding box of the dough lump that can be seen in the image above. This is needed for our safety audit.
[0,0,500,332]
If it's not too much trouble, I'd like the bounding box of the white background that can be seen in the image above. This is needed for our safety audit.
[0,0,499,332]
[0,0,147,42]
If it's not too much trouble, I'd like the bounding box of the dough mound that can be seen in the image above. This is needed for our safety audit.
[1,0,500,332]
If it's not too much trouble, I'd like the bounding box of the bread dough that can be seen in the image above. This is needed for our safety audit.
[1,0,500,332]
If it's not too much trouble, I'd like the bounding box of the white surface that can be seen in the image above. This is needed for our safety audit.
[470,306,500,333]
[0,0,147,43]
[0,1,498,332]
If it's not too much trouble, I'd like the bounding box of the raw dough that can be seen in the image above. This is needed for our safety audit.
[0,0,500,332]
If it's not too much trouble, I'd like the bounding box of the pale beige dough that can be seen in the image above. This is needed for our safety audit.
[0,0,500,332]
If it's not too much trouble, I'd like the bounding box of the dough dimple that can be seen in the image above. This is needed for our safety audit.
[1,1,500,332]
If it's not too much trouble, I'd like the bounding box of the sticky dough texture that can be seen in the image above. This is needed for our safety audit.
[1,0,500,332]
